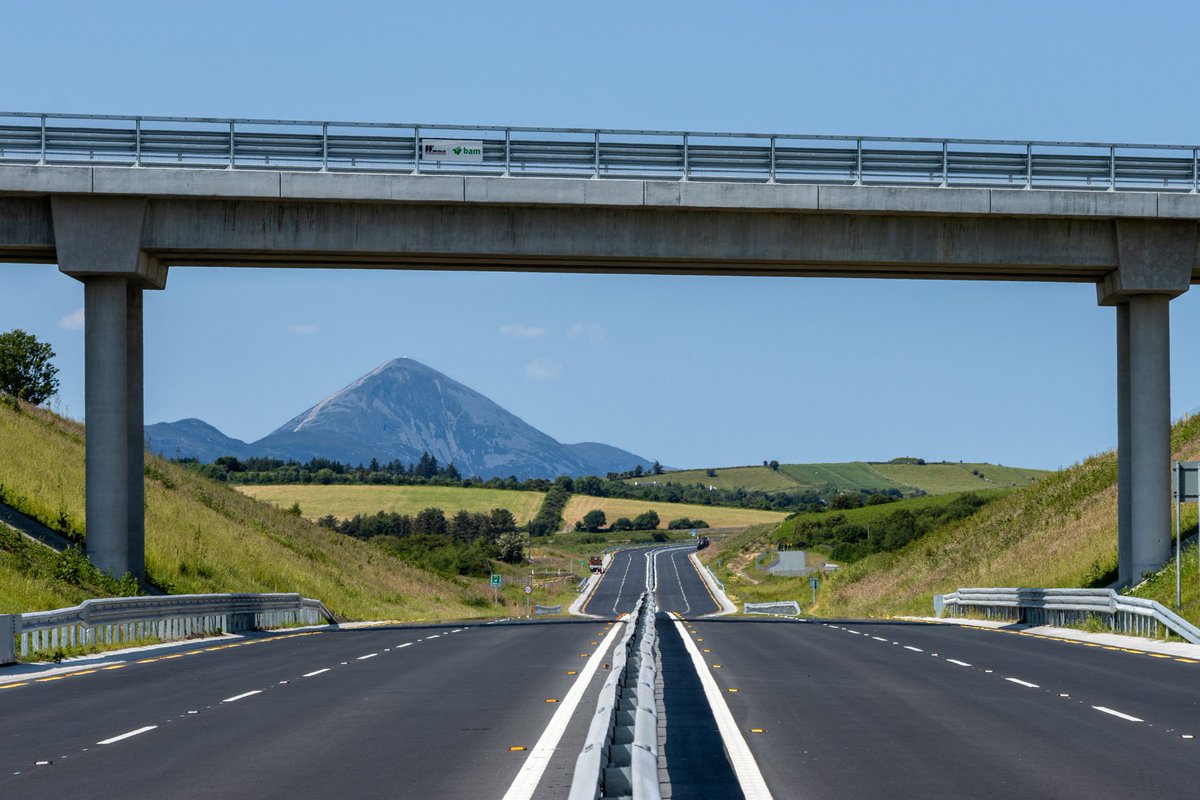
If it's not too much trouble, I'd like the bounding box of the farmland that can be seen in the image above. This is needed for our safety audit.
[236,484,546,523]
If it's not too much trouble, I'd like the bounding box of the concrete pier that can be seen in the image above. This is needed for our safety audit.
[83,277,131,578]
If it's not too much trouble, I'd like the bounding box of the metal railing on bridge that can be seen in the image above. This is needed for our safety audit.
[2,111,1200,192]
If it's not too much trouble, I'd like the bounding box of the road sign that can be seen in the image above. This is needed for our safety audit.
[691,529,697,537]
[523,584,532,595]
[490,574,502,587]
[810,576,819,589]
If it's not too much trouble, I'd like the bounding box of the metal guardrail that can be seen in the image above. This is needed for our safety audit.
[2,111,1200,192]
[569,592,661,800]
[937,588,1200,644]
[534,604,562,615]
[7,592,336,662]
[744,601,802,617]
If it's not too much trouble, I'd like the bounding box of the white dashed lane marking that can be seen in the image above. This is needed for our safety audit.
[97,726,157,745]
[303,668,330,677]
[222,690,262,703]
[1093,706,1143,723]
[1005,678,1040,689]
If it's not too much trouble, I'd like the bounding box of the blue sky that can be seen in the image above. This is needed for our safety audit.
[2,0,1199,471]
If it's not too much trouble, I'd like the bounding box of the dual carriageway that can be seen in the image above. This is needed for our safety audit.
[3,545,1200,798]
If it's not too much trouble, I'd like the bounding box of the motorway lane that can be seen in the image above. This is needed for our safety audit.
[683,618,1200,798]
[652,546,720,618]
[581,547,651,617]
[0,620,617,799]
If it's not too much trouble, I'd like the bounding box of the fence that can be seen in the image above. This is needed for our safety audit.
[937,588,1200,644]
[7,593,336,663]
[744,601,802,617]
[3,112,1200,191]
[569,592,660,800]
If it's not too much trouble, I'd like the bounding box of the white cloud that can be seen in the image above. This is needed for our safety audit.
[500,323,549,339]
[287,323,320,335]
[570,322,606,345]
[59,307,85,331]
[525,358,562,380]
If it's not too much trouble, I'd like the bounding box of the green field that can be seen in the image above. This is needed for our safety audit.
[628,466,800,492]
[0,401,494,620]
[869,462,1046,493]
[562,495,785,531]
[629,460,1049,498]
[777,462,906,492]
[236,484,546,523]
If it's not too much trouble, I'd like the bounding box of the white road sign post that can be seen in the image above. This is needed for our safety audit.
[524,582,532,617]
[1173,461,1200,609]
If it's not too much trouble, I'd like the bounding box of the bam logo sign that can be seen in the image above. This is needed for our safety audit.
[420,139,484,163]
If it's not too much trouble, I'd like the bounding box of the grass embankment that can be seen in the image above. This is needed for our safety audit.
[236,484,546,524]
[0,401,492,620]
[703,415,1200,624]
[561,496,785,530]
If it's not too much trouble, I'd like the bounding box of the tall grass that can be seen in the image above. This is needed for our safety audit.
[0,401,491,620]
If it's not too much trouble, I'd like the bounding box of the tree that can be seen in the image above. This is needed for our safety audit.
[652,461,664,475]
[631,510,660,530]
[496,532,525,564]
[768,460,780,471]
[610,517,633,532]
[581,509,607,533]
[0,329,59,405]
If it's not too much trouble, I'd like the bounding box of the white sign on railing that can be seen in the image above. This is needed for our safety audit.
[420,139,483,162]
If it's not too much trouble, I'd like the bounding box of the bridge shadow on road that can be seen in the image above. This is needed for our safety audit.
[656,612,745,800]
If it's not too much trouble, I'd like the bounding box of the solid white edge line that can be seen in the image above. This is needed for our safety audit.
[1093,705,1144,722]
[97,725,157,745]
[1005,678,1039,688]
[500,619,627,800]
[671,614,774,800]
[222,690,262,703]
[302,668,330,677]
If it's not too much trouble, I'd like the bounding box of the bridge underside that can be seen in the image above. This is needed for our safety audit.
[1,167,1197,586]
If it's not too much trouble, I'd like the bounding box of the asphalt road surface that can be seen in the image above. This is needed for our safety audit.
[10,547,1200,800]
[682,617,1200,798]
[0,620,617,800]
[581,545,719,619]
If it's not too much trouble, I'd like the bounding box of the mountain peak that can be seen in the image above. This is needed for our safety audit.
[162,358,651,479]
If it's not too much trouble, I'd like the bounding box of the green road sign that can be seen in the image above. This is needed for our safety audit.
[491,574,502,587]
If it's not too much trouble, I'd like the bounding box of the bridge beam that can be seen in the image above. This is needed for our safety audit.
[51,197,166,581]
[1099,220,1196,586]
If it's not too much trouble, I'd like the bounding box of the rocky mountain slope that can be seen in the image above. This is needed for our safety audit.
[147,358,650,479]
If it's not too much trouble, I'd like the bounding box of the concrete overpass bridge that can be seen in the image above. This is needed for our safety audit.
[2,112,1199,586]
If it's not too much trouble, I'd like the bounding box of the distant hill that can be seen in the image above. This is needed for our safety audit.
[147,357,652,480]
[629,461,1048,497]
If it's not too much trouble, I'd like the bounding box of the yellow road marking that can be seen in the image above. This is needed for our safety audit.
[0,682,29,689]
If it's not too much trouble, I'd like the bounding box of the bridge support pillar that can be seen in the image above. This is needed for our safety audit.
[1099,220,1196,587]
[52,198,167,582]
